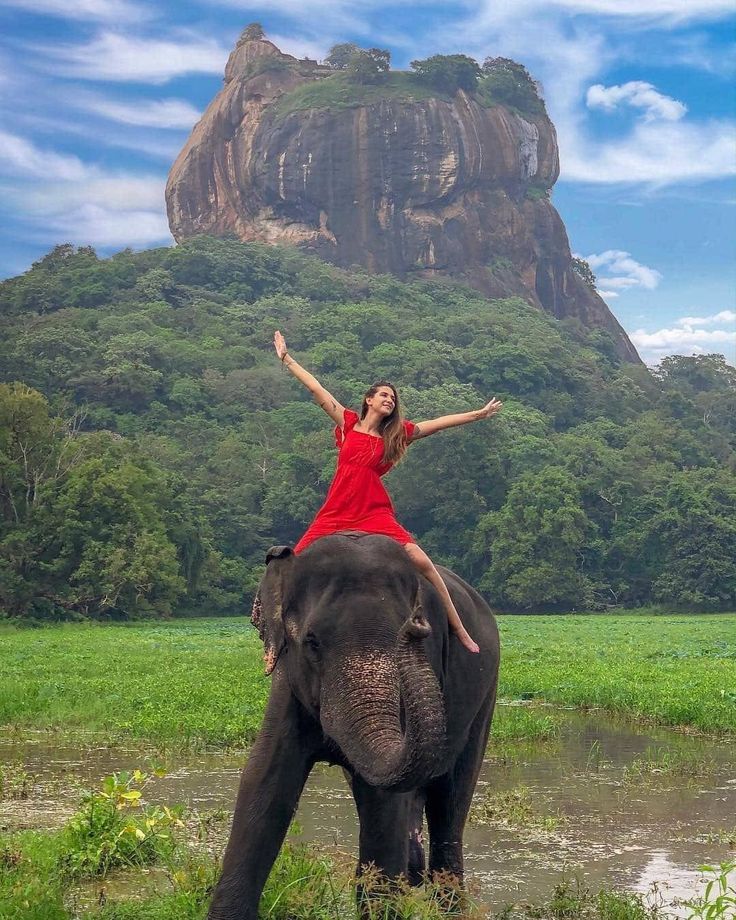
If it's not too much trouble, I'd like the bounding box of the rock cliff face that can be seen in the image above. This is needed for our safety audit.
[166,34,641,363]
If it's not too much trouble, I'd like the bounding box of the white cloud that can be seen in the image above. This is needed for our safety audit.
[47,204,172,247]
[440,3,734,188]
[0,130,171,251]
[40,31,228,83]
[0,129,88,181]
[19,176,165,213]
[72,93,201,129]
[234,0,735,27]
[208,0,372,37]
[546,0,733,18]
[8,108,183,160]
[584,250,663,293]
[0,0,147,22]
[665,33,736,76]
[630,310,736,361]
[676,310,736,326]
[631,325,735,356]
[586,81,687,122]
[560,116,736,184]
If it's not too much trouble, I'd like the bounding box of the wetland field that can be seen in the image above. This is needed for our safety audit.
[1,613,734,919]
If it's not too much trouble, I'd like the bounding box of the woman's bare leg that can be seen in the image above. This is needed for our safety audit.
[404,544,480,654]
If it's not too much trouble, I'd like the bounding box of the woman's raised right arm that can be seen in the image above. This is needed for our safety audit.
[274,330,346,426]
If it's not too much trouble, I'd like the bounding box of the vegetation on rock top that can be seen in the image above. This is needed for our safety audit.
[272,56,546,120]
[272,71,450,117]
[268,39,548,120]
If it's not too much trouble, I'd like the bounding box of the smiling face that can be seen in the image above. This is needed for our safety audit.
[361,381,398,423]
[366,385,396,417]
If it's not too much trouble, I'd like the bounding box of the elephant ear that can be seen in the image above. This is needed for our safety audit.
[251,546,294,676]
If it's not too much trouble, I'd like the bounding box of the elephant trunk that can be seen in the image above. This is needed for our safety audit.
[321,612,446,790]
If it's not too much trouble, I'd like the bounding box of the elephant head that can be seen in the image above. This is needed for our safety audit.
[252,534,447,790]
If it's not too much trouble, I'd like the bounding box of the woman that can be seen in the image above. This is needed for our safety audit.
[274,330,502,654]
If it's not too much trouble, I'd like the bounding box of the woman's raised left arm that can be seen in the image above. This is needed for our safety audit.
[411,398,503,440]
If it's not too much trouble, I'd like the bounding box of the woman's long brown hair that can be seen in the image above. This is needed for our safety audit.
[360,381,408,466]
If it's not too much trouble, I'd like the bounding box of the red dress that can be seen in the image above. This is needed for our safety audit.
[294,409,416,553]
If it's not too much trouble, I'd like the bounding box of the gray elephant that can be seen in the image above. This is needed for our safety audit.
[208,532,500,919]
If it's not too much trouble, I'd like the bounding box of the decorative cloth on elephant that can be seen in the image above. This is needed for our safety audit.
[294,408,416,553]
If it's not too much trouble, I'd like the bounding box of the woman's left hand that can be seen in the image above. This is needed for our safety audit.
[477,398,503,420]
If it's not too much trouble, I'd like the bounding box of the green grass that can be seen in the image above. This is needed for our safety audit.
[497,614,736,735]
[1,614,734,751]
[273,71,450,118]
[0,822,674,920]
[492,705,562,738]
[271,70,548,121]
[0,761,37,800]
[469,785,564,833]
[0,620,267,748]
[623,745,719,784]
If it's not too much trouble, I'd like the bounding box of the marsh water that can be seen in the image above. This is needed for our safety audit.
[2,706,734,915]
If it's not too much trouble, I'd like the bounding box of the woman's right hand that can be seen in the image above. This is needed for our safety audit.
[274,330,288,361]
[273,329,345,424]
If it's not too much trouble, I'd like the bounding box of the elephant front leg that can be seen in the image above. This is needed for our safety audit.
[407,790,427,886]
[208,670,319,920]
[425,699,495,911]
[351,774,413,918]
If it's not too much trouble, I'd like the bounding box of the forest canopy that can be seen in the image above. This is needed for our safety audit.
[1,236,734,620]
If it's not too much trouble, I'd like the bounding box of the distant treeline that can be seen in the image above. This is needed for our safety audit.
[1,236,734,620]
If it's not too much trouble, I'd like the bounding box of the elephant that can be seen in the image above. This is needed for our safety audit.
[207,532,500,920]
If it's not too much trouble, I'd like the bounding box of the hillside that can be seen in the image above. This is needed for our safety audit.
[1,236,734,620]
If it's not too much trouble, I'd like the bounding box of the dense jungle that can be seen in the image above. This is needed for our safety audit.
[1,235,735,621]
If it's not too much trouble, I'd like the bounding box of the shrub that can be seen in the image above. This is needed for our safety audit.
[410,54,481,93]
[346,48,391,83]
[240,22,265,42]
[58,770,184,879]
[479,56,546,116]
[572,256,597,289]
[324,42,360,70]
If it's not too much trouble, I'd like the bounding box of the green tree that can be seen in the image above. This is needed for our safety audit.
[241,23,265,42]
[476,467,597,609]
[0,384,199,619]
[42,456,187,617]
[655,354,736,449]
[479,57,545,115]
[571,257,597,289]
[1,237,733,616]
[0,382,81,524]
[410,54,481,93]
[346,48,391,83]
[612,469,736,610]
[324,43,361,70]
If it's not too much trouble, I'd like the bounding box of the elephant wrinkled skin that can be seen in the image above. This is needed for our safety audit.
[208,532,500,919]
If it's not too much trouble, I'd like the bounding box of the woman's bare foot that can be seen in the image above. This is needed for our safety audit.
[403,543,481,654]
[455,626,480,654]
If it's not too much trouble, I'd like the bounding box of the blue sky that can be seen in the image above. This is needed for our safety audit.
[0,0,734,365]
